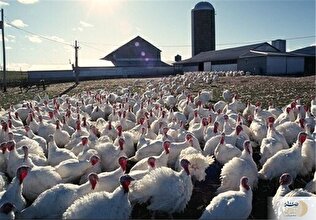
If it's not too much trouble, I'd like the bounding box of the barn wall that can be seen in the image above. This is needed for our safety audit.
[182,65,199,72]
[28,66,175,83]
[266,56,287,74]
[238,56,267,74]
[204,62,212,71]
[286,57,304,74]
[211,64,237,71]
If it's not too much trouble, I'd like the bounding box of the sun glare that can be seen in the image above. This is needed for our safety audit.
[85,0,122,16]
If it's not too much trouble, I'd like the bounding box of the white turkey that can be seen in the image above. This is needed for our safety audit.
[167,134,199,168]
[61,115,75,136]
[37,115,56,142]
[129,139,164,162]
[0,166,29,212]
[7,112,23,128]
[272,173,292,217]
[305,171,316,193]
[0,142,7,173]
[70,136,89,156]
[242,101,255,120]
[189,117,208,144]
[274,107,295,127]
[95,138,127,171]
[301,132,316,175]
[96,156,128,192]
[275,119,304,146]
[204,125,245,155]
[128,157,156,180]
[62,175,134,220]
[113,125,135,157]
[6,132,46,166]
[53,120,70,148]
[222,89,233,103]
[260,119,290,165]
[204,121,220,142]
[6,143,34,179]
[130,140,170,172]
[217,140,258,193]
[258,132,307,180]
[248,114,267,145]
[214,133,241,165]
[26,112,39,134]
[200,176,252,220]
[90,105,105,121]
[22,163,62,202]
[18,173,100,219]
[130,159,193,218]
[47,135,77,167]
[55,155,100,183]
[175,147,214,181]
[99,120,117,141]
[64,120,89,150]
[267,102,283,118]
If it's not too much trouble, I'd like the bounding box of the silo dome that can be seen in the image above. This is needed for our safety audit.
[194,1,214,10]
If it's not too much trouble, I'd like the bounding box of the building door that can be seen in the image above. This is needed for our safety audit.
[198,62,204,71]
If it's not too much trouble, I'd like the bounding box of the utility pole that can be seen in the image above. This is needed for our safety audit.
[74,40,79,84]
[1,9,7,92]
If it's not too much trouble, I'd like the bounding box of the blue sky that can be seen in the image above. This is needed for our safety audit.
[0,0,315,70]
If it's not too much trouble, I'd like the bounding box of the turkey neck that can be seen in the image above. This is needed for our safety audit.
[5,177,25,202]
[76,181,98,196]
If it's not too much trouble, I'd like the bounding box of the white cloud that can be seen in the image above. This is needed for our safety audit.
[11,19,28,28]
[79,21,94,28]
[7,35,16,42]
[7,62,31,71]
[26,35,42,43]
[0,35,15,43]
[5,46,12,50]
[50,36,65,43]
[72,27,83,32]
[0,1,9,6]
[17,0,39,4]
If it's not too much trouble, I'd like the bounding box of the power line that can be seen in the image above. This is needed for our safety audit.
[80,42,106,53]
[81,35,316,49]
[5,20,73,47]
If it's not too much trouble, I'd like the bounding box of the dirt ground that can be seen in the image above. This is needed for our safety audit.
[0,74,315,219]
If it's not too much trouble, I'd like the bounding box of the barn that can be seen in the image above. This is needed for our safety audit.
[101,36,171,67]
[28,36,175,83]
[174,41,305,75]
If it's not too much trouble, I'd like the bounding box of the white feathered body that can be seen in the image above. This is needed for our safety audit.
[130,167,193,214]
[18,182,93,219]
[22,166,62,201]
[217,152,258,193]
[63,186,131,219]
[200,188,252,220]
[258,142,303,180]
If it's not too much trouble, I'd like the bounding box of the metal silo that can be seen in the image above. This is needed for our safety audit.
[191,1,215,56]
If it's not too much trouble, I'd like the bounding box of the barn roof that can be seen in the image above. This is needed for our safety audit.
[175,42,282,64]
[290,46,316,56]
[101,36,161,61]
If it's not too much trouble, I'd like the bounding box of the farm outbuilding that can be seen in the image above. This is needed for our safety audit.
[174,41,305,75]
